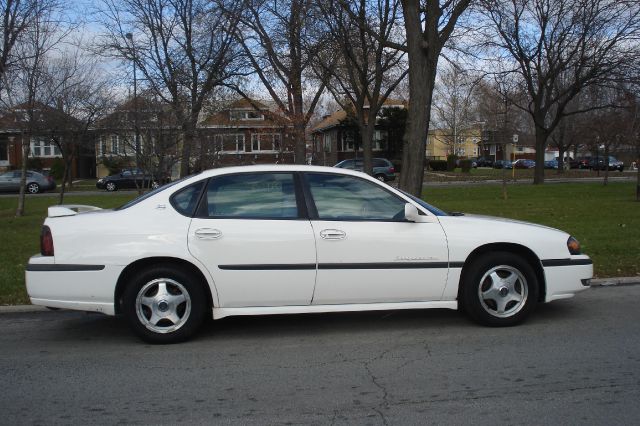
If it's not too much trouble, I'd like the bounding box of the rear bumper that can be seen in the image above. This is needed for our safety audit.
[25,255,122,315]
[543,257,593,302]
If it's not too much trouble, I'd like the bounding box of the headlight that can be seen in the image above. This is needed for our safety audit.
[567,236,581,255]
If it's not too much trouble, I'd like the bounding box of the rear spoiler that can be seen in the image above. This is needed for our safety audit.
[48,205,103,218]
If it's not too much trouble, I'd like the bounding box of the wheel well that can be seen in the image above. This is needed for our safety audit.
[114,257,214,314]
[457,243,546,303]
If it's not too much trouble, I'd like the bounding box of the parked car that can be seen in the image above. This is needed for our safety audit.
[455,158,478,168]
[513,159,536,169]
[0,170,56,194]
[589,156,624,172]
[475,157,494,168]
[334,158,396,181]
[26,165,593,343]
[544,160,559,169]
[577,157,592,169]
[96,168,170,191]
[493,160,513,169]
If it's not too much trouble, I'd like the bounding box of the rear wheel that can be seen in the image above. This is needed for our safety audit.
[106,181,117,191]
[123,266,207,343]
[375,174,386,182]
[461,252,538,326]
[26,182,40,194]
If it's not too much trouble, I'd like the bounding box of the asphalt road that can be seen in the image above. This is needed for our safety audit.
[1,285,639,425]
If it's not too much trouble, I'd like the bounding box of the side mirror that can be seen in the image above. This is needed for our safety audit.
[404,203,437,223]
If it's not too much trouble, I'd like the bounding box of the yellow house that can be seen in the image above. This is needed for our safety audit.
[426,127,482,160]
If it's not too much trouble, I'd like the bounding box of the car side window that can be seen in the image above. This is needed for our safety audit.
[306,173,405,221]
[170,181,204,217]
[202,173,299,219]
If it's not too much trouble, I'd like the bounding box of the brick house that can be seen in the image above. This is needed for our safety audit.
[196,99,294,170]
[0,102,95,178]
[310,100,406,166]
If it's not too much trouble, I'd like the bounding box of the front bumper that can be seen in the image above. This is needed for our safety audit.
[543,256,593,302]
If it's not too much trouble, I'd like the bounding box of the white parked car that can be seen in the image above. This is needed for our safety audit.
[26,165,592,343]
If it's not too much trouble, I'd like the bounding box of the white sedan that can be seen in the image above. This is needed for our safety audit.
[26,165,592,343]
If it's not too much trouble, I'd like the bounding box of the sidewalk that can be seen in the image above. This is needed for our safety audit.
[1,276,638,313]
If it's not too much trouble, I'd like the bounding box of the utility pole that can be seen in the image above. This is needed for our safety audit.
[126,33,140,173]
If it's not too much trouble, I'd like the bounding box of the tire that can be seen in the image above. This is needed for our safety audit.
[460,252,538,326]
[151,181,160,189]
[375,174,386,182]
[122,266,208,343]
[26,182,40,194]
[106,181,117,191]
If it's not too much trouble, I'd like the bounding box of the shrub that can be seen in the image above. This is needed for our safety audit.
[446,154,457,171]
[429,160,447,171]
[49,158,65,180]
[459,159,473,173]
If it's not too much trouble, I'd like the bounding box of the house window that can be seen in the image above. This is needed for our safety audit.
[457,147,465,156]
[30,137,61,158]
[323,133,332,153]
[215,134,246,153]
[490,145,496,155]
[373,130,387,151]
[340,132,355,152]
[110,135,120,155]
[251,133,281,152]
[230,110,265,121]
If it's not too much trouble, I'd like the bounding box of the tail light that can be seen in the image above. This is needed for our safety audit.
[389,167,396,173]
[40,225,54,256]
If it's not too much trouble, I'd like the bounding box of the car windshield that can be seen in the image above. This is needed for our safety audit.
[397,189,448,216]
[116,174,196,210]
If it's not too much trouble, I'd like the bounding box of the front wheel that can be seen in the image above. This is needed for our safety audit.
[26,182,40,194]
[461,252,538,326]
[123,266,207,343]
[375,174,386,182]
[105,181,117,191]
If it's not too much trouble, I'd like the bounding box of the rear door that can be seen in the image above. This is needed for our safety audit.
[187,172,317,307]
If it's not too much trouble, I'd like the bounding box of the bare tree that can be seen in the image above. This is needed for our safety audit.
[0,0,41,91]
[395,0,472,196]
[97,0,244,177]
[44,51,113,203]
[314,0,406,175]
[432,63,477,156]
[230,0,328,164]
[5,0,67,216]
[482,0,640,184]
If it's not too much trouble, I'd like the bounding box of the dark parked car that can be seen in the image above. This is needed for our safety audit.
[493,160,513,169]
[0,170,56,194]
[513,159,536,169]
[475,157,494,168]
[544,160,559,169]
[96,168,170,191]
[334,158,396,181]
[577,157,592,169]
[589,156,624,172]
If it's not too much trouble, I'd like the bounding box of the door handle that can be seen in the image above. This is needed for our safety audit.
[194,228,222,240]
[320,229,346,240]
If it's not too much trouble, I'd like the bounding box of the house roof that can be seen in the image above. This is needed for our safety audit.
[200,98,290,128]
[0,102,79,134]
[310,99,406,133]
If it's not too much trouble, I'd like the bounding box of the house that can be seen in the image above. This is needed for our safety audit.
[93,96,181,178]
[0,102,95,178]
[478,129,536,161]
[426,127,482,160]
[310,100,406,166]
[197,98,294,169]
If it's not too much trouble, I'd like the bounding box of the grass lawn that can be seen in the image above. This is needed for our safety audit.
[422,182,639,280]
[0,194,136,305]
[0,182,637,305]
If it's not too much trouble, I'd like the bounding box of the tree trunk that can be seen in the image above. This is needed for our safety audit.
[179,126,195,178]
[603,144,609,186]
[557,146,566,174]
[358,110,376,176]
[58,160,70,204]
[16,134,30,217]
[636,160,639,201]
[533,125,548,184]
[292,120,306,165]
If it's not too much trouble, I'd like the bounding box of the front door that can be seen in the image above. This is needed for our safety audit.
[187,172,317,308]
[304,172,449,305]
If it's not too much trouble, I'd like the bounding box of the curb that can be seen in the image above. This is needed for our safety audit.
[1,277,639,314]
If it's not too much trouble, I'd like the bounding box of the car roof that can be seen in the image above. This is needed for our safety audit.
[194,164,373,180]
